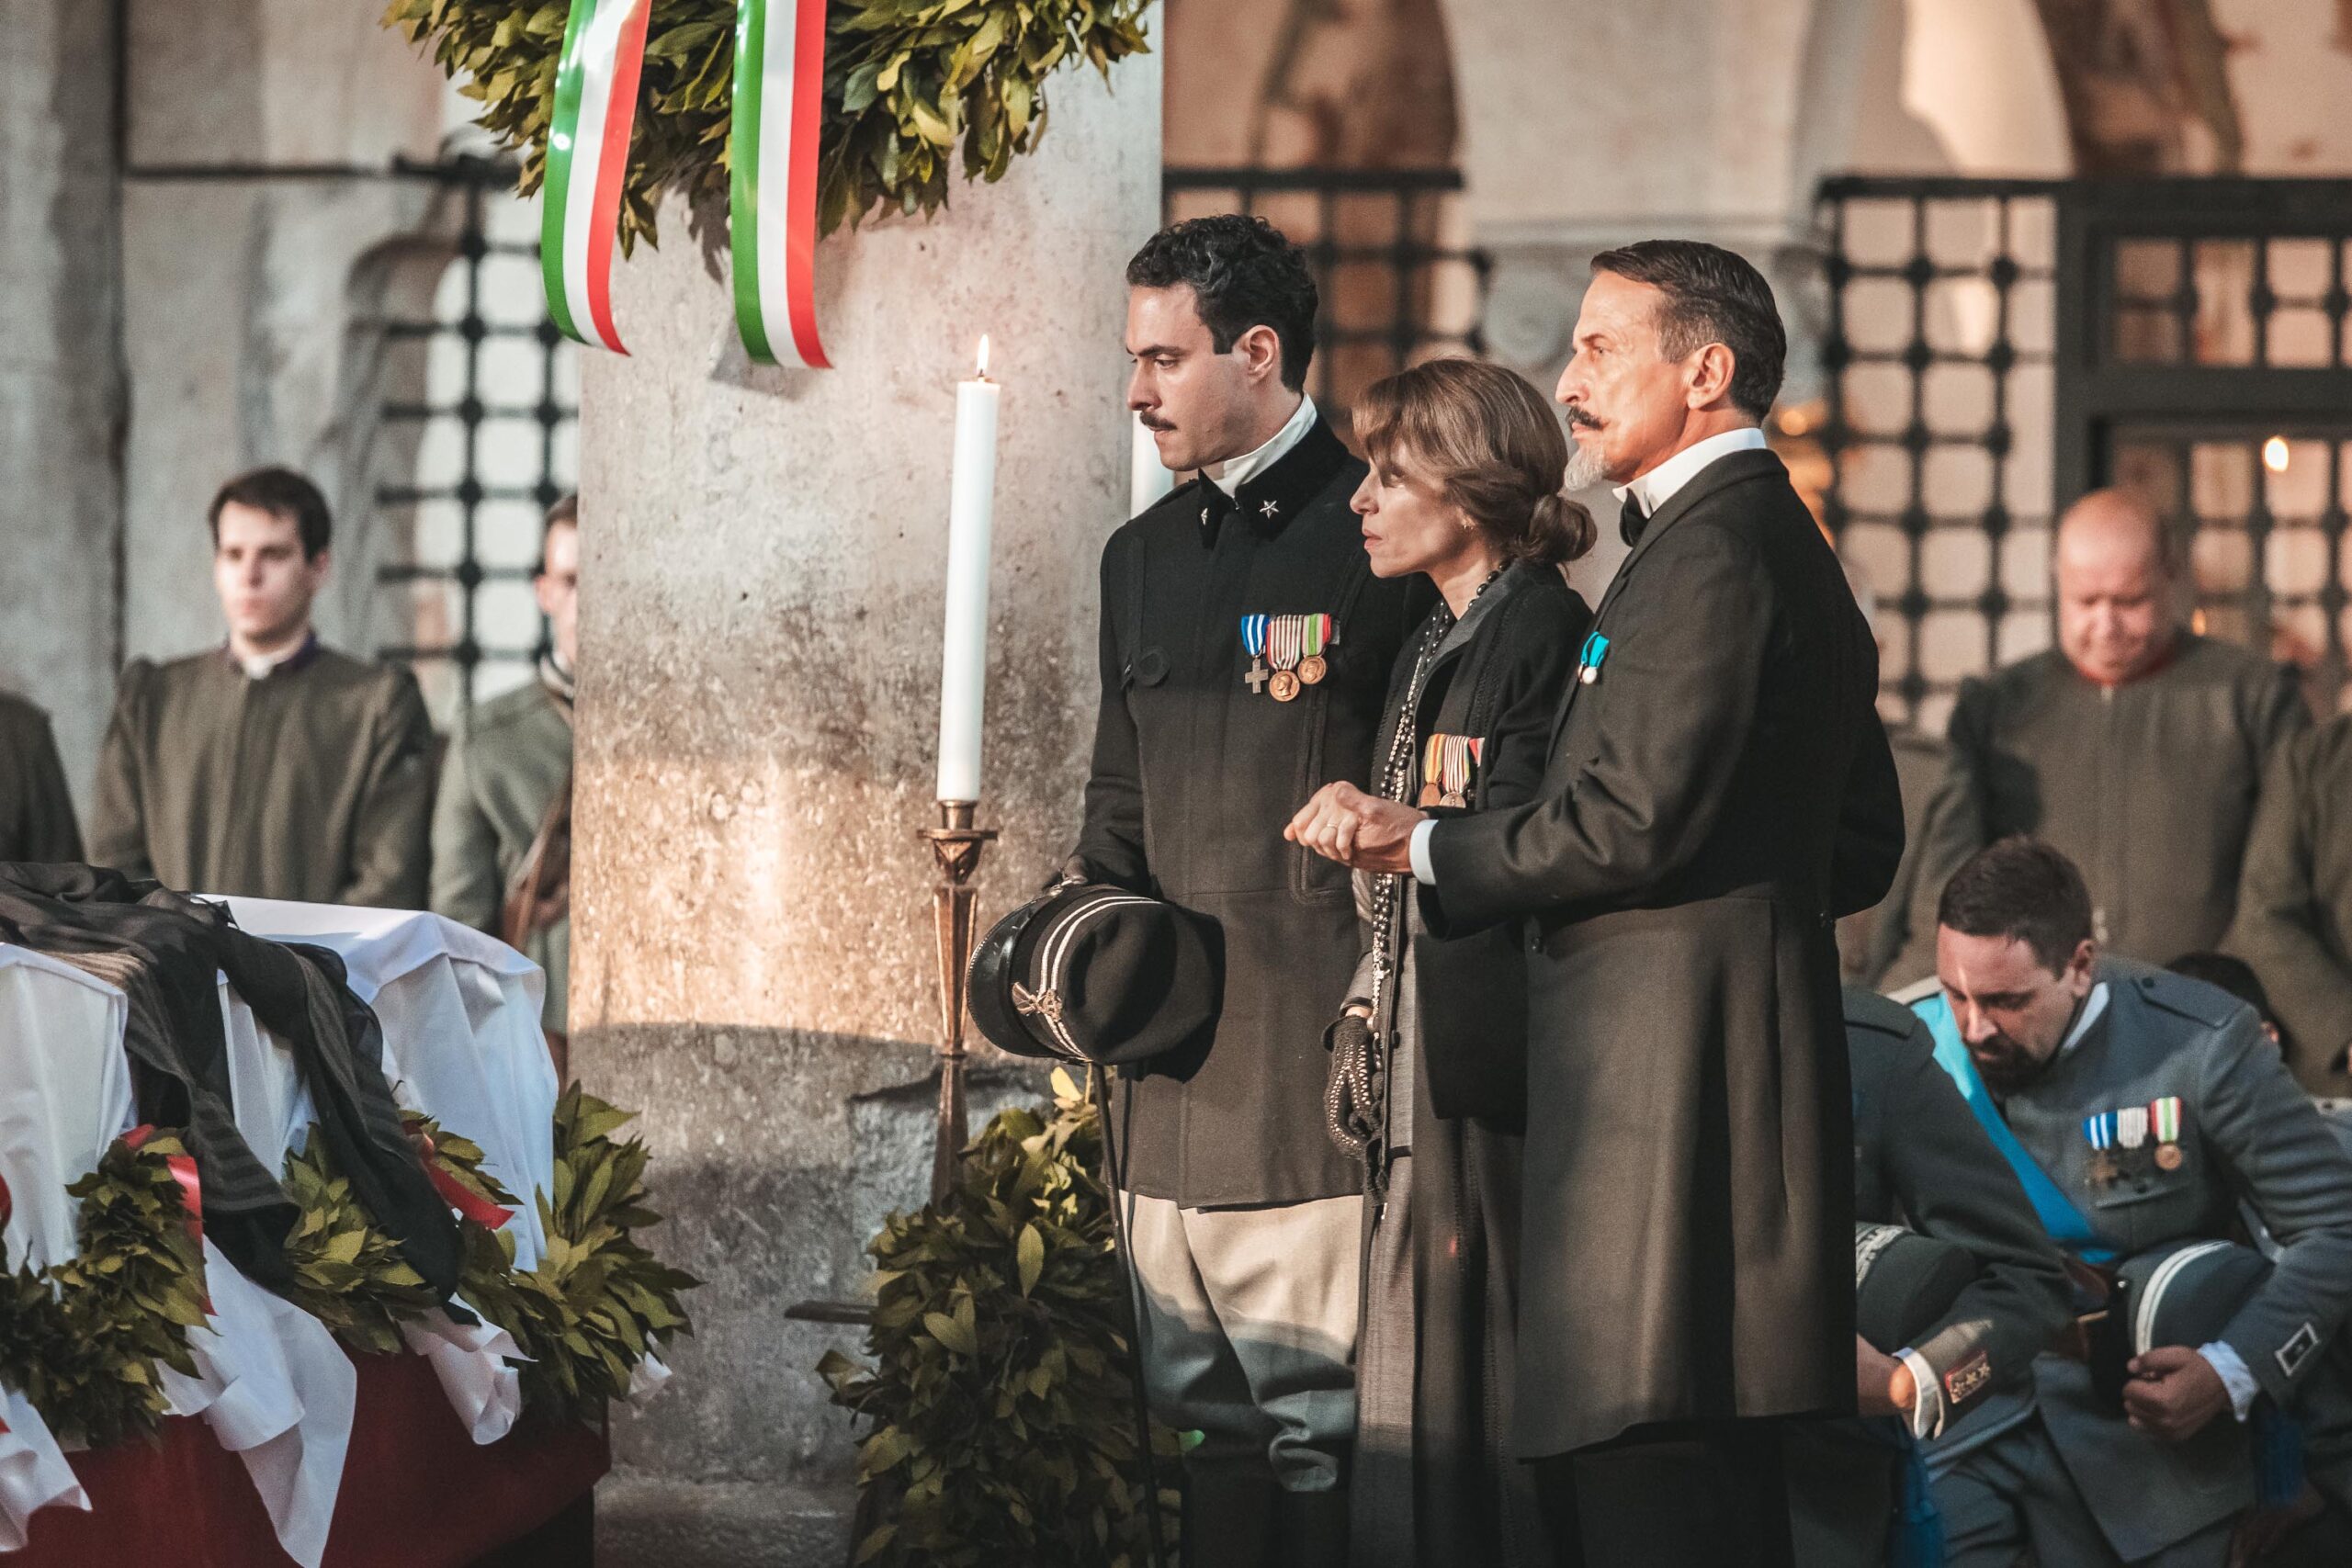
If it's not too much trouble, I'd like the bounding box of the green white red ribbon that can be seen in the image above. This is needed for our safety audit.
[729,0,831,367]
[542,0,654,355]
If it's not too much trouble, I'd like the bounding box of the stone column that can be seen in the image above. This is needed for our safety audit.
[571,53,1162,1568]
[0,0,122,806]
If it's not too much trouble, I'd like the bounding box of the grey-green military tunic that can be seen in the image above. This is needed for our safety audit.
[1839,727,1964,991]
[1928,636,2307,965]
[429,676,571,1029]
[2229,712,2352,1096]
[1930,959,2352,1566]
[0,692,83,863]
[87,640,433,908]
[1787,989,2073,1568]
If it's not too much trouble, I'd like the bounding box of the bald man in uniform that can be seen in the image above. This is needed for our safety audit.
[1917,489,2307,965]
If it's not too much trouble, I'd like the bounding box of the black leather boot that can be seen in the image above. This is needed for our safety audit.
[1272,1486,1351,1568]
[1180,1462,1278,1568]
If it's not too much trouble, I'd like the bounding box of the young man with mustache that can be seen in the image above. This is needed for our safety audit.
[1290,240,1904,1567]
[1060,214,1429,1568]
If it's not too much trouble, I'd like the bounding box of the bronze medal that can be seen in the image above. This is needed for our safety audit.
[1439,790,1467,808]
[1298,654,1328,685]
[2154,1143,2184,1171]
[1418,783,1442,807]
[1269,670,1301,703]
[2088,1151,2118,1188]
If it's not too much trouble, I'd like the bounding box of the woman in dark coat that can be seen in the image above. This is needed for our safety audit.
[1312,359,1595,1568]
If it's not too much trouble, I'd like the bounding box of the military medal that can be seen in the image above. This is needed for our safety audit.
[1297,614,1334,685]
[2151,1096,2185,1171]
[1267,615,1304,703]
[2115,1104,2150,1175]
[1436,734,1480,807]
[2084,1111,2118,1187]
[1239,615,1271,696]
[1577,630,1611,686]
[1418,735,1445,807]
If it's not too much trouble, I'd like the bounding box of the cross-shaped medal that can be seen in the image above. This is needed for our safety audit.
[1245,661,1270,694]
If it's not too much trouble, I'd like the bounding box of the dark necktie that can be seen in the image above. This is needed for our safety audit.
[1619,496,1652,547]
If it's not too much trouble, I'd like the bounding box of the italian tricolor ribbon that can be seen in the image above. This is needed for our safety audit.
[729,0,831,368]
[543,0,655,355]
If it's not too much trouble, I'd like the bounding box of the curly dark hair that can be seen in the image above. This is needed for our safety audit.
[1937,836,2094,974]
[1589,239,1787,419]
[1125,214,1318,391]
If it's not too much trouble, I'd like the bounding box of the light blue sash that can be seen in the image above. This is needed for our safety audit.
[1909,993,2111,1264]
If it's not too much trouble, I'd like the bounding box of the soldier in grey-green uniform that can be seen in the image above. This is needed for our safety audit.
[88,467,433,907]
[431,496,576,1030]
[0,691,83,863]
[1922,837,2352,1567]
[1921,490,2306,967]
[2229,711,2352,1097]
[1785,988,2072,1567]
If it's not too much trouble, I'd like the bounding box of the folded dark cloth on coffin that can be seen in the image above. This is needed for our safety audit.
[0,863,458,1296]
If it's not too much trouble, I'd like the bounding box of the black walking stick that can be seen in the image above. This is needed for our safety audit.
[1093,1063,1172,1568]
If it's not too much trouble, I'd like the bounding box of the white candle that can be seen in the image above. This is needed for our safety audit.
[936,336,1001,803]
[1130,409,1174,515]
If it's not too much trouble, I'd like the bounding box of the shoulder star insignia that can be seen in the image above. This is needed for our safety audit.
[1261,500,1280,518]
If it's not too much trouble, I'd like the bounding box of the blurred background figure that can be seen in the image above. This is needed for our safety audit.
[1920,489,2306,968]
[0,691,82,863]
[85,467,434,907]
[2228,711,2352,1097]
[432,494,578,1041]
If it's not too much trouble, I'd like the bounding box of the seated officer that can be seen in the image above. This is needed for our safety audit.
[1917,836,2352,1567]
[1787,988,2072,1567]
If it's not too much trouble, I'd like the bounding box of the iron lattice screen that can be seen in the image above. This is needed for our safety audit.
[369,158,579,720]
[2057,180,2352,715]
[1161,166,1489,430]
[1821,175,2352,730]
[1816,176,2064,736]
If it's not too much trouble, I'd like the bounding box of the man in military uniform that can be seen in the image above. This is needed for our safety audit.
[432,495,577,1033]
[88,467,434,907]
[1924,489,2306,964]
[1789,987,2073,1566]
[2229,710,2352,1096]
[0,690,82,863]
[1061,215,1427,1566]
[1921,836,2352,1566]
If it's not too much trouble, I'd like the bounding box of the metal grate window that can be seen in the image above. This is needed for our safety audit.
[2057,181,2352,716]
[368,158,579,721]
[1161,166,1490,430]
[1816,176,2064,735]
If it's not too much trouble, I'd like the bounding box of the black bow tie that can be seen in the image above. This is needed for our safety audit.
[1619,497,1652,547]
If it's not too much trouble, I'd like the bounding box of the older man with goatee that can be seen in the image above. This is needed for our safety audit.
[1292,239,1904,1568]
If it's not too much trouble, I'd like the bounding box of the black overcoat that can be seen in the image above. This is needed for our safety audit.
[1065,416,1430,1205]
[1420,446,1905,1457]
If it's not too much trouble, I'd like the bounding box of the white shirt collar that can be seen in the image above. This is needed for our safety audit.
[1206,394,1317,494]
[232,633,315,681]
[2056,981,2111,1062]
[1613,424,1770,519]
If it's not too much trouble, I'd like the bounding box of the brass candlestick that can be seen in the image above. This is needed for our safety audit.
[919,799,998,1201]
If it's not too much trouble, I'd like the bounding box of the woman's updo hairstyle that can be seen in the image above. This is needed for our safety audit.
[1351,357,1597,567]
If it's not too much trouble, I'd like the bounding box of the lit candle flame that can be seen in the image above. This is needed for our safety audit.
[2264,435,2290,474]
[976,334,991,379]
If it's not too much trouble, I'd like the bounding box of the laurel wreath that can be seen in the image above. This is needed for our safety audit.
[0,1089,695,1450]
[382,0,1155,250]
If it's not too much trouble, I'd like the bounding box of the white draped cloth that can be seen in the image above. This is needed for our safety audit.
[218,900,557,1444]
[0,901,558,1559]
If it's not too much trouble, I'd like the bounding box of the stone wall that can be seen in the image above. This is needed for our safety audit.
[0,0,123,805]
[569,51,1163,1566]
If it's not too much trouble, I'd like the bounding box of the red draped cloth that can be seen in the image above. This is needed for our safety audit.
[12,1353,606,1567]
